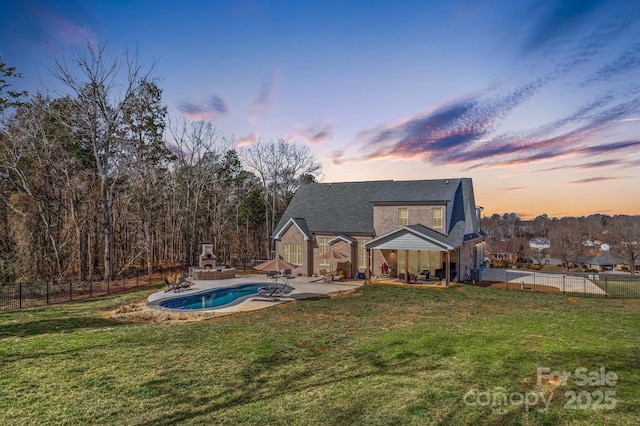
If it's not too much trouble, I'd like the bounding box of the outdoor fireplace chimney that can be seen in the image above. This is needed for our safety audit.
[199,243,217,269]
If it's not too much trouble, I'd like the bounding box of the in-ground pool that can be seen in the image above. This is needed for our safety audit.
[160,284,272,310]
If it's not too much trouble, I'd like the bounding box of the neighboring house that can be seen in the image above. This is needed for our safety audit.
[271,179,485,284]
[487,240,521,264]
[529,238,550,251]
[574,253,626,272]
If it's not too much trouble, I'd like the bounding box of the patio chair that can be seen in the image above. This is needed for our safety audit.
[164,278,180,292]
[177,275,192,291]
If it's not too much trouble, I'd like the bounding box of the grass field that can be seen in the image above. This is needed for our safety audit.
[1,283,639,425]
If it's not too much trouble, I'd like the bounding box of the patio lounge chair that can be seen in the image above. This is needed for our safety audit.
[164,278,180,292]
[258,284,293,299]
[177,275,192,291]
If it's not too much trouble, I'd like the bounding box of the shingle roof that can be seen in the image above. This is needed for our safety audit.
[368,179,461,204]
[273,179,479,242]
[575,253,626,265]
[273,181,388,236]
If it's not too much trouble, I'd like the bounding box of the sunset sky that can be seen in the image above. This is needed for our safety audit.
[2,0,640,219]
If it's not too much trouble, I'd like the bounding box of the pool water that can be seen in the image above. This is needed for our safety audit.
[160,284,266,310]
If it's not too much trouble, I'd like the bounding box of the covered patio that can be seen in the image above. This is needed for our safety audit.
[364,226,457,286]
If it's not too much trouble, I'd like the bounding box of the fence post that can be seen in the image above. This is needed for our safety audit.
[583,277,586,296]
[90,276,93,298]
[136,268,139,287]
[107,277,110,295]
[69,279,73,301]
[19,283,22,309]
[562,275,566,294]
[122,272,125,291]
[605,277,608,298]
[46,281,50,305]
[533,273,536,293]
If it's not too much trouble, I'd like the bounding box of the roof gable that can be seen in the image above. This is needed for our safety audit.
[272,217,312,240]
[365,226,455,251]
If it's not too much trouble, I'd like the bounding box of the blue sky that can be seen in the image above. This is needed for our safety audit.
[2,0,640,219]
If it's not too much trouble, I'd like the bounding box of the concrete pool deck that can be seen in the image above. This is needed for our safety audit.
[147,275,364,313]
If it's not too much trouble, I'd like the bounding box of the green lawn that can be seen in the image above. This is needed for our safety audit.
[592,278,640,299]
[1,284,639,425]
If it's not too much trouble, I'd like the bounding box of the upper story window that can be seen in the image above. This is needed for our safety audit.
[398,208,408,226]
[433,207,443,229]
[318,237,329,266]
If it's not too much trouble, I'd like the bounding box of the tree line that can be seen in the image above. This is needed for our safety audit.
[0,44,321,283]
[481,213,640,275]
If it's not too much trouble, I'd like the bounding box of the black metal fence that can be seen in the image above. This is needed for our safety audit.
[475,268,640,299]
[0,266,178,311]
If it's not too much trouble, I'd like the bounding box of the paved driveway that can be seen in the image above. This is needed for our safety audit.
[481,269,607,295]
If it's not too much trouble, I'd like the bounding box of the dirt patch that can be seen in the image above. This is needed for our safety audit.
[326,289,361,299]
[108,301,231,323]
[489,282,560,292]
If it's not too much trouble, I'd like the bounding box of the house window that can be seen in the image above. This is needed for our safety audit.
[284,244,303,265]
[357,239,368,268]
[398,208,408,226]
[318,237,329,266]
[433,207,443,229]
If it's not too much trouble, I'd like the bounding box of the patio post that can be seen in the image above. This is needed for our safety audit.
[445,251,450,287]
[405,250,409,284]
[365,248,371,284]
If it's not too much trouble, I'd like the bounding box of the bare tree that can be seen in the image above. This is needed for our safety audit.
[120,79,171,276]
[242,139,321,255]
[549,218,585,270]
[49,42,155,280]
[0,95,71,279]
[167,118,231,265]
[529,247,548,265]
[608,215,640,276]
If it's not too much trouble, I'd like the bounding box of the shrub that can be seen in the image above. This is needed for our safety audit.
[530,264,543,270]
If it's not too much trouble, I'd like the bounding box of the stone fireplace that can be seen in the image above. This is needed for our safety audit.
[199,243,217,269]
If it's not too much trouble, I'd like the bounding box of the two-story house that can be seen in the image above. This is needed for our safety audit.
[271,179,485,285]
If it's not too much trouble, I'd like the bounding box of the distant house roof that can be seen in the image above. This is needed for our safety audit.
[574,253,625,266]
[273,179,482,245]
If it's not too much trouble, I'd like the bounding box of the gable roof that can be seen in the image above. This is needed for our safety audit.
[272,217,313,240]
[365,225,456,251]
[272,178,481,242]
[329,235,357,245]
